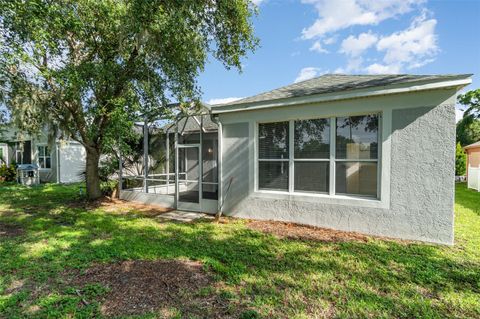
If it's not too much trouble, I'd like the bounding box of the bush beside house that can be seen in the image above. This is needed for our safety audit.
[456,142,467,176]
[0,163,16,182]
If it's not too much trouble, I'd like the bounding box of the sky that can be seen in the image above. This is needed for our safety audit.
[198,0,480,121]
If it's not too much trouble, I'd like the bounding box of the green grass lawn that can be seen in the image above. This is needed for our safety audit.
[0,183,479,318]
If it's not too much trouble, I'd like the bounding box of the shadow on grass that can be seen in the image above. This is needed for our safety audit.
[0,183,479,318]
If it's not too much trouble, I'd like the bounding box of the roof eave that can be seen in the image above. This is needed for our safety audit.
[464,142,480,150]
[211,77,472,115]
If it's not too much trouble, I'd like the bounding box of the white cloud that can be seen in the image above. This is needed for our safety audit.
[323,35,338,45]
[364,63,402,74]
[294,67,327,83]
[207,97,243,105]
[340,32,378,57]
[301,0,423,39]
[251,0,265,6]
[334,57,365,74]
[310,41,329,53]
[332,10,439,74]
[375,11,438,68]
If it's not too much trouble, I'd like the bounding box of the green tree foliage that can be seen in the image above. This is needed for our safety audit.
[0,163,16,182]
[0,0,258,199]
[458,89,480,119]
[455,142,466,176]
[457,89,480,147]
[456,116,480,147]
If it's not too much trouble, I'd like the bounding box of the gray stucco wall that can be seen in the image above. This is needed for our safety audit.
[219,89,457,244]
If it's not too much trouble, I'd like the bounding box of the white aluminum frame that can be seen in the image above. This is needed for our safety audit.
[255,113,382,200]
[120,113,220,213]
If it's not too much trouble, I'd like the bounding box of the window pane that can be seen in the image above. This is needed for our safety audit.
[258,161,289,191]
[294,161,329,193]
[259,122,289,159]
[39,157,45,168]
[294,118,329,159]
[46,157,51,169]
[336,162,377,197]
[336,115,378,159]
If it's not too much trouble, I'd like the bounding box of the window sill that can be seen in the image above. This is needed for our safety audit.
[253,189,388,209]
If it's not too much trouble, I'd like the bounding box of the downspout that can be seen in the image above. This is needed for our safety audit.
[210,114,223,217]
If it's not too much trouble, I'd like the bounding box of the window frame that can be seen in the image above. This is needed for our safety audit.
[255,114,381,199]
[37,145,52,170]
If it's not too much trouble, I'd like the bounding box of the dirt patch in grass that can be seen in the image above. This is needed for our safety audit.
[247,220,370,243]
[0,222,24,237]
[68,198,173,217]
[68,260,236,318]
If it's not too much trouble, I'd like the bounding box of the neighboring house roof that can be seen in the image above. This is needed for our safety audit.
[464,141,480,150]
[210,74,473,114]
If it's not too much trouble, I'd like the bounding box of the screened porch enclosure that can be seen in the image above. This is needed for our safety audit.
[120,114,219,213]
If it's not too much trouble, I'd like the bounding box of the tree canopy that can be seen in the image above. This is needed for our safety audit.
[456,116,480,147]
[457,89,480,147]
[0,0,258,198]
[458,88,480,119]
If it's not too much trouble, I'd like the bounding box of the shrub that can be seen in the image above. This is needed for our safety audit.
[0,163,17,182]
[455,142,466,176]
[100,180,118,197]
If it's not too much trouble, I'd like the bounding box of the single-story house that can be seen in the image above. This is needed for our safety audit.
[0,126,86,183]
[465,141,480,191]
[119,74,472,245]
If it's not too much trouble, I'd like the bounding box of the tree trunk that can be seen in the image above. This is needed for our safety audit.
[85,147,102,200]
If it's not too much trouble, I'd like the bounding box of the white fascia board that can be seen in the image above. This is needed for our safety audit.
[211,78,472,114]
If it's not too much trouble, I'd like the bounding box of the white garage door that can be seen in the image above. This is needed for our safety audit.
[59,143,86,183]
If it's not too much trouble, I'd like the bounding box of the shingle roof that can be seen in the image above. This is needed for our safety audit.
[213,74,472,107]
[464,141,480,150]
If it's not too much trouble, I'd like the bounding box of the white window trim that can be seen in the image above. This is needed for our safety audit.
[255,114,382,201]
[37,144,52,170]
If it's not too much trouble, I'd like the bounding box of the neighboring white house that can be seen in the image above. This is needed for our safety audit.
[0,126,86,183]
[118,74,472,245]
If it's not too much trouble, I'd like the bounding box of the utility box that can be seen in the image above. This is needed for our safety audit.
[17,164,40,186]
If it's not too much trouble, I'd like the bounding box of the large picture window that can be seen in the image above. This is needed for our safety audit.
[38,145,51,169]
[257,114,379,198]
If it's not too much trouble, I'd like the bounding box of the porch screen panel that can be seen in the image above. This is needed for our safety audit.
[147,126,169,194]
[202,131,218,200]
